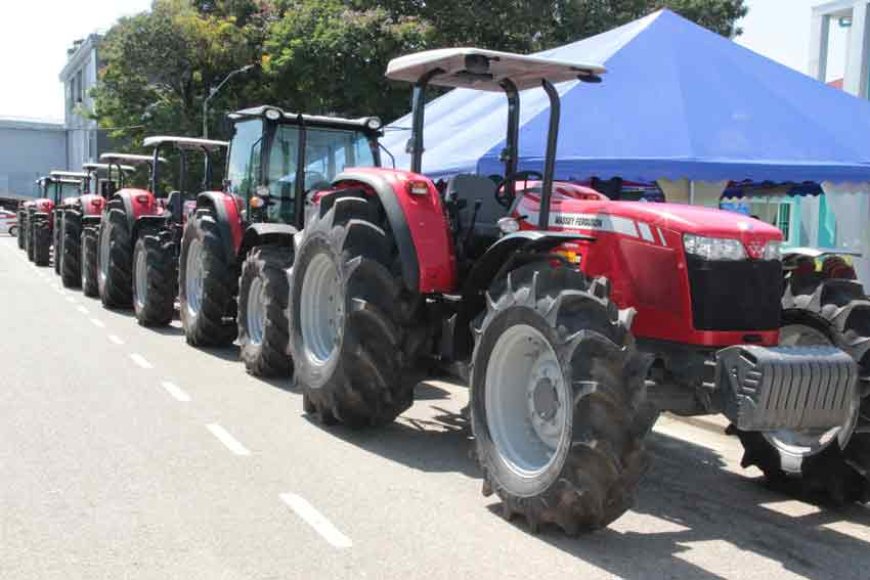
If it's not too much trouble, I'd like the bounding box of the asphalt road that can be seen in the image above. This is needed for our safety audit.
[2,234,870,580]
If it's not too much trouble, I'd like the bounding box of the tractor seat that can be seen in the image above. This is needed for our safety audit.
[444,174,506,243]
[166,190,182,218]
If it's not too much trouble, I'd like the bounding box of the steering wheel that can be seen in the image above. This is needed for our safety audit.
[495,170,544,208]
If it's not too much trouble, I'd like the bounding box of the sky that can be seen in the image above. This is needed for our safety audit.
[0,0,836,122]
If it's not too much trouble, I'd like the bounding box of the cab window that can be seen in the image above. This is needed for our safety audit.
[225,119,263,197]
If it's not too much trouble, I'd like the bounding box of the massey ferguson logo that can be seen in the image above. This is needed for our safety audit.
[554,214,603,228]
[746,240,764,259]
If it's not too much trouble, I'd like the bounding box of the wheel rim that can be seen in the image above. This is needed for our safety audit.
[185,239,204,317]
[485,324,569,479]
[99,228,110,286]
[134,245,147,311]
[300,253,343,368]
[764,323,854,468]
[246,276,267,346]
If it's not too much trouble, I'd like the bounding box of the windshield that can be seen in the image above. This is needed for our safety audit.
[226,118,263,197]
[59,182,82,200]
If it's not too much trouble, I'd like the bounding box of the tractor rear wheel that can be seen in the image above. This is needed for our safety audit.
[732,277,870,504]
[289,194,427,427]
[53,214,62,274]
[178,209,237,346]
[97,202,133,308]
[26,216,35,261]
[81,226,99,297]
[133,231,176,327]
[61,212,82,288]
[238,244,293,377]
[16,212,25,249]
[33,218,51,267]
[471,264,652,534]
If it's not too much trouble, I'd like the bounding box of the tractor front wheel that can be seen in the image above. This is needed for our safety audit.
[81,226,99,297]
[732,277,870,504]
[16,212,25,249]
[178,209,237,346]
[238,245,294,377]
[290,194,427,427]
[133,231,176,326]
[60,212,82,288]
[53,214,62,274]
[33,218,51,267]
[471,264,652,534]
[97,202,133,308]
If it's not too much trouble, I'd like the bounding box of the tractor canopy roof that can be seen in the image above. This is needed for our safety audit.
[99,152,167,165]
[82,162,136,173]
[142,135,228,152]
[229,105,382,135]
[386,47,605,91]
[49,170,89,180]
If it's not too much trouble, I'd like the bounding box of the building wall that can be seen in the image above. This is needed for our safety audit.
[61,35,101,170]
[0,120,67,199]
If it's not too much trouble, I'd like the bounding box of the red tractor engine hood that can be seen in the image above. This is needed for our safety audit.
[31,198,54,213]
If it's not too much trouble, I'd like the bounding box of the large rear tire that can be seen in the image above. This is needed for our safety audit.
[238,245,294,377]
[16,211,25,249]
[471,264,652,534]
[81,226,99,297]
[732,276,870,504]
[33,218,51,267]
[289,194,427,427]
[178,209,237,346]
[60,211,82,288]
[133,230,176,327]
[26,215,35,262]
[97,201,133,308]
[53,213,62,275]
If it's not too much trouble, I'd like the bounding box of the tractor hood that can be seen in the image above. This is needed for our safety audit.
[516,185,782,243]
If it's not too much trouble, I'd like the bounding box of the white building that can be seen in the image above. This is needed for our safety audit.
[0,117,67,201]
[59,34,103,170]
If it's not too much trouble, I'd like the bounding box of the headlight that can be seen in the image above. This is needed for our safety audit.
[762,240,782,261]
[264,108,282,121]
[683,234,746,261]
[366,117,382,130]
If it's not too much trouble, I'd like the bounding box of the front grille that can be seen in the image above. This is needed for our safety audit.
[686,256,782,331]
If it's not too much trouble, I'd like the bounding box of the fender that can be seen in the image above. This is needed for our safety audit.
[461,231,595,301]
[239,222,298,260]
[196,191,243,261]
[132,215,171,243]
[112,188,158,230]
[332,168,455,293]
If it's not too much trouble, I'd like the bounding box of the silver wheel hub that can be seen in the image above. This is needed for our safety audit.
[485,324,569,483]
[765,322,855,470]
[185,239,204,317]
[134,245,147,310]
[246,276,267,346]
[300,253,343,370]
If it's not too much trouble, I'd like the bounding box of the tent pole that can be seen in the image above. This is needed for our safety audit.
[540,79,560,230]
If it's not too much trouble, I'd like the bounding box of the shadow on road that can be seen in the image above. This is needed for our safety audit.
[306,378,870,578]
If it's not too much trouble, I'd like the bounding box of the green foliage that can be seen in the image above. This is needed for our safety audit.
[92,0,747,155]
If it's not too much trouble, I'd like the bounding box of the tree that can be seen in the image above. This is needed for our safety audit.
[262,0,433,121]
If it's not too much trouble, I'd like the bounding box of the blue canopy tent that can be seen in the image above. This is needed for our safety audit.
[382,9,870,184]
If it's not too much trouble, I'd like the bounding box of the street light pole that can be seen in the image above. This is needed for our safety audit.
[202,63,256,138]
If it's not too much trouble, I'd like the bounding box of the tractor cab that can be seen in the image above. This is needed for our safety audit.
[224,106,383,228]
[386,48,604,268]
[98,152,165,195]
[48,171,89,204]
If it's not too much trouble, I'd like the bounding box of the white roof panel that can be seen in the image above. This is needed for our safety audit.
[386,48,605,91]
[143,136,228,151]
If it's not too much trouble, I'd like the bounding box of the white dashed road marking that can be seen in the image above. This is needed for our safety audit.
[206,423,250,456]
[108,334,124,345]
[130,353,153,369]
[89,318,105,328]
[280,493,353,549]
[159,381,191,402]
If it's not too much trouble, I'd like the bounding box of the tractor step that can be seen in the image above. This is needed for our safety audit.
[715,345,858,432]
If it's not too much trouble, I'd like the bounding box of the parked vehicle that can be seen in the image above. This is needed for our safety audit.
[130,136,227,326]
[48,171,90,277]
[27,175,84,267]
[287,48,868,534]
[0,209,16,236]
[94,152,166,308]
[177,107,382,376]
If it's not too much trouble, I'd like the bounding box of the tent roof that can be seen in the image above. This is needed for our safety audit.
[383,10,870,184]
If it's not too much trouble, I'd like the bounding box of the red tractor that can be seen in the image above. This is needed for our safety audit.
[177,107,383,376]
[287,48,869,533]
[130,136,227,326]
[94,152,167,308]
[27,174,85,267]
